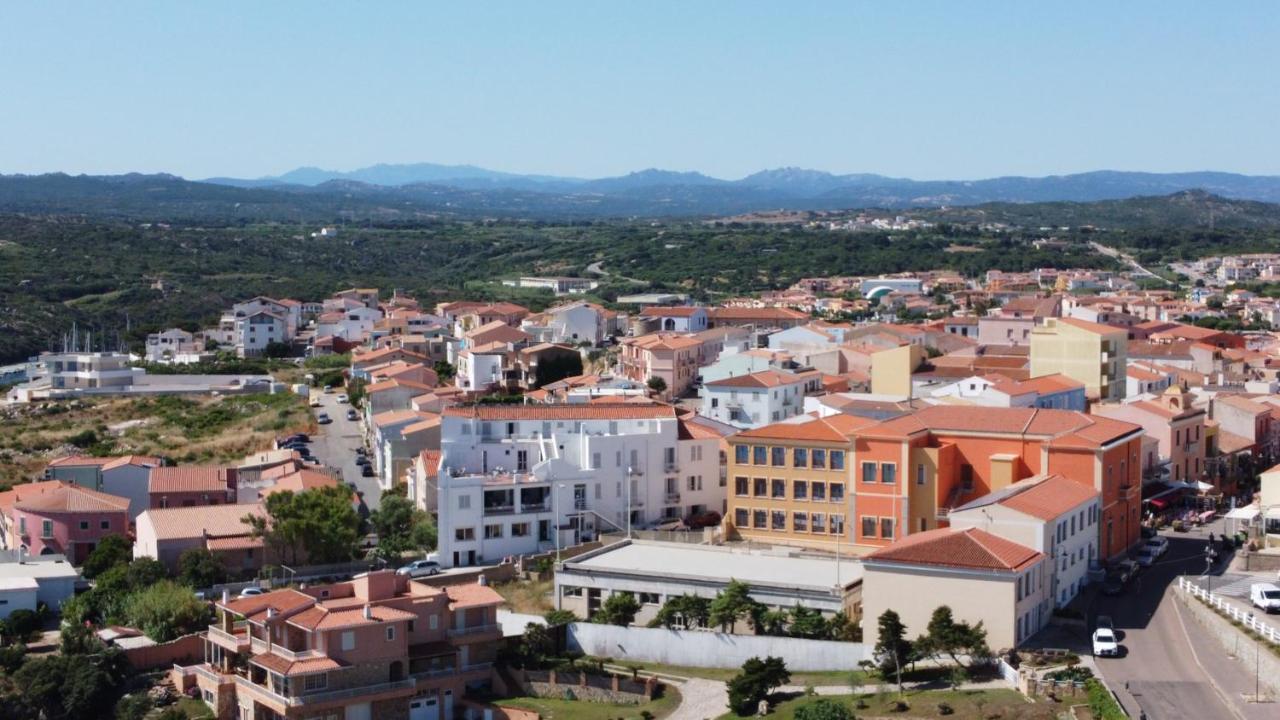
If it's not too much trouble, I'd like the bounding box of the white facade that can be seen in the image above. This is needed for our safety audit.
[524,303,608,346]
[316,306,382,342]
[145,329,207,363]
[700,375,815,429]
[0,554,79,612]
[432,406,724,567]
[235,311,288,357]
[38,352,142,391]
[455,351,505,392]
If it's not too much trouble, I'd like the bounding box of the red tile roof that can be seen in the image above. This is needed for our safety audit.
[860,405,1140,449]
[149,466,234,494]
[140,503,264,542]
[992,474,1098,521]
[445,582,504,609]
[2,481,129,514]
[251,653,343,677]
[705,369,815,389]
[640,306,704,317]
[734,413,876,443]
[865,527,1042,572]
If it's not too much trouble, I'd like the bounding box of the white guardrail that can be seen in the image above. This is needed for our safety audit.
[1179,576,1280,644]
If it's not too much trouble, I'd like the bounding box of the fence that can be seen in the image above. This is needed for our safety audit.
[122,633,205,671]
[566,622,869,671]
[1178,576,1280,644]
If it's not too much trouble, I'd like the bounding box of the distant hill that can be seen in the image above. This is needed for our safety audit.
[920,190,1280,230]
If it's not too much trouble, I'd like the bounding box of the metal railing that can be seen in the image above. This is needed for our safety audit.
[664,492,681,504]
[411,667,457,679]
[1179,577,1280,644]
[483,505,515,515]
[447,623,500,637]
[249,636,323,661]
[461,661,494,673]
[294,678,416,705]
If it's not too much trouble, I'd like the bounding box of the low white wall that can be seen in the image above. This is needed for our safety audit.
[566,623,869,671]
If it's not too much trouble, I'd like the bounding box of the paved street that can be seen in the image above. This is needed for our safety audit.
[309,389,383,511]
[1188,572,1280,638]
[1090,524,1275,720]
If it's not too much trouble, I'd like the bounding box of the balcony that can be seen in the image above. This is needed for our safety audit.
[573,499,587,511]
[461,661,494,673]
[207,621,250,651]
[447,623,501,638]
[294,679,416,706]
[249,636,323,662]
[664,492,682,504]
[411,667,457,679]
[483,505,516,516]
[520,501,550,513]
[664,463,679,474]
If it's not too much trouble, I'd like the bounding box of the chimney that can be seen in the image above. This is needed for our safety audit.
[267,607,276,620]
[363,604,373,620]
[221,588,230,604]
[477,575,489,587]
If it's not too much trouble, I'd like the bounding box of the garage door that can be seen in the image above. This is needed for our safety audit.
[345,702,371,720]
[410,696,439,720]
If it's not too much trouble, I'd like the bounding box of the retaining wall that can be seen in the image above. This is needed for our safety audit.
[1177,587,1280,698]
[566,623,869,671]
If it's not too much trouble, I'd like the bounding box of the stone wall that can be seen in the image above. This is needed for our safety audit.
[521,669,656,705]
[1176,587,1280,698]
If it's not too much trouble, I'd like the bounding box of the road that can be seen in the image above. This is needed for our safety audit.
[309,390,383,512]
[1189,572,1280,638]
[1092,525,1272,720]
[1089,241,1162,280]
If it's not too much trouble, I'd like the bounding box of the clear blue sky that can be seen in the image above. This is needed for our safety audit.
[1,2,1277,180]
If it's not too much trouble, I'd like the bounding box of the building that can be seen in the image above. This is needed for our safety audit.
[707,307,809,330]
[1030,317,1128,401]
[948,474,1101,608]
[503,276,600,295]
[429,404,725,567]
[149,466,237,509]
[700,369,823,429]
[146,328,211,364]
[0,551,80,613]
[1092,385,1207,485]
[134,503,267,573]
[555,540,861,627]
[23,351,143,394]
[637,306,709,333]
[618,333,703,401]
[927,374,1087,412]
[521,302,612,346]
[173,572,503,720]
[45,454,162,522]
[0,481,131,564]
[861,527,1050,650]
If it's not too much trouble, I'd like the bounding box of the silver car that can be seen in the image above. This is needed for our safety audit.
[397,560,441,578]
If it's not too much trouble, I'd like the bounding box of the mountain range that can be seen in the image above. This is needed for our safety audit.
[3,165,1280,220]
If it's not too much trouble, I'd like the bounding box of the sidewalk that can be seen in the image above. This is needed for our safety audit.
[1170,588,1277,720]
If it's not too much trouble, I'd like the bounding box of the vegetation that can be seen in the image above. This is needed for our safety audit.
[120,580,211,642]
[1085,679,1126,720]
[1,642,131,720]
[176,548,229,589]
[708,579,762,632]
[649,594,711,629]
[81,534,133,579]
[726,656,791,716]
[593,592,640,627]
[368,491,437,562]
[872,609,913,692]
[495,686,680,720]
[245,484,362,565]
[914,606,992,669]
[723,690,1060,720]
[792,698,851,720]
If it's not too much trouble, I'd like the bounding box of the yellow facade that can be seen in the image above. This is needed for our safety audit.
[870,344,925,397]
[1029,318,1127,401]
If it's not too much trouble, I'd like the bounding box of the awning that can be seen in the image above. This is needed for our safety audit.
[1225,506,1261,521]
[1149,497,1170,510]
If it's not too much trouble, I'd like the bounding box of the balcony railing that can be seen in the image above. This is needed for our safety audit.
[461,661,494,673]
[412,667,457,679]
[520,501,550,513]
[249,636,322,661]
[207,623,250,649]
[294,679,416,706]
[483,505,515,516]
[664,492,681,504]
[447,623,501,638]
[664,463,679,473]
[573,499,587,511]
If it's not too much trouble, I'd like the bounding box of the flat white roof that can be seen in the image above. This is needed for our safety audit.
[567,540,861,590]
[0,559,80,581]
[0,576,40,590]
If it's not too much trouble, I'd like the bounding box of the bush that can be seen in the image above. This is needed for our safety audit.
[726,656,790,716]
[794,698,852,720]
[82,534,133,579]
[1085,679,1126,720]
[937,702,954,715]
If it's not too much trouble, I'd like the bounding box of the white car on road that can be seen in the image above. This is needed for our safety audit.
[1092,628,1120,657]
[1251,583,1280,613]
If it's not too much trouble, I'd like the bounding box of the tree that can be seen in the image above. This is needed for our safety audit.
[709,579,764,632]
[114,692,153,720]
[646,376,667,395]
[177,548,228,589]
[593,592,640,626]
[915,605,992,669]
[246,485,361,565]
[543,609,577,627]
[121,580,211,642]
[788,605,829,639]
[13,650,129,720]
[649,594,710,629]
[520,622,555,665]
[434,361,457,382]
[827,611,862,642]
[726,656,790,716]
[125,557,168,588]
[757,609,788,636]
[263,341,291,359]
[794,698,852,720]
[82,534,132,579]
[0,608,40,644]
[873,610,913,692]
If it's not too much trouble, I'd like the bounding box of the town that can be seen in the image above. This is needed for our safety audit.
[4,253,1280,720]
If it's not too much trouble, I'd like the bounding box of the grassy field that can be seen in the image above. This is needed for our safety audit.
[0,391,313,488]
[723,690,1058,720]
[493,578,555,615]
[169,696,216,719]
[611,661,867,688]
[497,685,681,720]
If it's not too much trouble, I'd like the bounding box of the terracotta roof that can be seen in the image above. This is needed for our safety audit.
[287,604,417,630]
[677,416,732,440]
[1217,430,1255,454]
[3,481,129,514]
[353,346,429,366]
[734,413,876,443]
[366,378,435,395]
[149,466,234,495]
[445,582,504,609]
[264,469,339,496]
[861,405,1140,448]
[1014,374,1085,395]
[46,455,114,468]
[708,307,808,321]
[959,474,1098,521]
[1053,317,1126,335]
[371,409,426,427]
[865,527,1043,572]
[206,535,264,551]
[1126,366,1165,382]
[220,588,316,621]
[401,416,442,435]
[1217,394,1270,415]
[418,450,442,476]
[251,653,344,677]
[624,333,702,351]
[705,370,814,389]
[139,503,264,542]
[442,403,676,420]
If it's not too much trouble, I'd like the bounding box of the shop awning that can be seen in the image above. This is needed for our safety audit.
[1225,506,1260,521]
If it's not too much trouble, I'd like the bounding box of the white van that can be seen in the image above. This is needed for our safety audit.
[1250,583,1280,613]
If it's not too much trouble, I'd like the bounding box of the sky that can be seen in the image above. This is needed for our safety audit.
[1,2,1277,181]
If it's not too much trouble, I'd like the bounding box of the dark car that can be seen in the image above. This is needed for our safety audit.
[355,455,370,466]
[361,464,375,477]
[355,447,367,457]
[1102,574,1125,596]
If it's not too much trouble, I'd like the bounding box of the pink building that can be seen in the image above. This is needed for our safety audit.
[0,480,130,564]
[619,332,702,400]
[1093,385,1206,485]
[173,571,504,720]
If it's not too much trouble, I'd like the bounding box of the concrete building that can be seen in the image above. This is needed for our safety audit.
[44,454,162,522]
[862,527,1050,650]
[700,369,823,429]
[637,306,709,333]
[555,540,861,627]
[0,551,79,613]
[1093,385,1206,485]
[149,466,237,509]
[135,503,267,573]
[1030,317,1128,401]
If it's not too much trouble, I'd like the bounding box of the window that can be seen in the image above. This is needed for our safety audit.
[455,527,475,541]
[735,477,749,496]
[811,449,826,469]
[793,448,808,467]
[830,514,844,535]
[429,615,439,630]
[861,462,877,484]
[735,445,749,464]
[511,523,530,537]
[341,631,355,651]
[881,463,897,485]
[18,517,25,536]
[771,479,786,498]
[303,673,328,692]
[80,521,89,530]
[811,513,825,533]
[793,480,808,500]
[753,477,767,496]
[100,520,110,530]
[753,510,767,529]
[771,447,786,467]
[916,464,926,486]
[960,464,974,491]
[880,517,894,540]
[639,592,660,605]
[830,450,845,470]
[735,508,749,527]
[386,626,396,641]
[812,482,826,501]
[484,524,504,539]
[829,483,844,502]
[771,510,786,530]
[458,495,471,510]
[861,516,877,538]
[41,520,53,539]
[753,446,767,465]
[793,512,808,532]
[408,620,415,632]
[591,452,602,470]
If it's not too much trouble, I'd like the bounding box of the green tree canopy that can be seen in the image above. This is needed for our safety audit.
[12,649,130,720]
[593,592,640,627]
[81,534,132,579]
[177,548,228,589]
[246,485,361,565]
[873,609,914,691]
[787,605,829,639]
[726,656,790,716]
[370,493,435,560]
[649,594,710,629]
[708,579,764,632]
[915,605,992,669]
[646,376,667,394]
[121,580,210,642]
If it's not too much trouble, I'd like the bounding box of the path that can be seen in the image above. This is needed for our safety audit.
[666,678,728,720]
[777,678,1008,696]
[1089,241,1162,280]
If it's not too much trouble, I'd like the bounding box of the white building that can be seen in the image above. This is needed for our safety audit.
[428,404,727,568]
[699,348,794,385]
[145,329,209,364]
[315,305,383,342]
[700,369,823,429]
[947,473,1100,609]
[454,350,506,393]
[0,551,80,613]
[522,302,610,346]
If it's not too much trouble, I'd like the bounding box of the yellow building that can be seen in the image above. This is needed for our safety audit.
[1030,317,1127,401]
[870,344,925,397]
[724,414,874,552]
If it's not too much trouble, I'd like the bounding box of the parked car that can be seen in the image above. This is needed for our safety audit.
[337,394,349,404]
[1092,628,1120,657]
[355,447,367,456]
[1114,559,1140,583]
[309,398,321,408]
[317,413,332,424]
[1102,573,1125,596]
[355,455,370,466]
[397,559,442,578]
[361,464,375,477]
[1251,583,1280,613]
[1136,546,1158,567]
[323,385,335,394]
[1145,536,1169,557]
[239,586,266,598]
[346,409,359,421]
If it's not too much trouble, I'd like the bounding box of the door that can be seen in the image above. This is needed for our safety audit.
[444,690,454,719]
[345,702,372,720]
[467,550,476,565]
[410,697,439,720]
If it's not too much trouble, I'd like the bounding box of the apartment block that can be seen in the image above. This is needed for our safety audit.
[1030,317,1127,401]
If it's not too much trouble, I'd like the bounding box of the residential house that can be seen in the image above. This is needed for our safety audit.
[146,329,210,364]
[521,302,612,346]
[700,369,824,429]
[636,306,709,333]
[134,503,267,573]
[45,454,161,522]
[1030,317,1128,401]
[1093,385,1207,486]
[618,333,703,400]
[0,481,131,564]
[0,551,80,614]
[149,466,237,509]
[707,306,809,330]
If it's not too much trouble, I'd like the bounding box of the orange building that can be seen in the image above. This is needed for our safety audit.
[725,405,1144,561]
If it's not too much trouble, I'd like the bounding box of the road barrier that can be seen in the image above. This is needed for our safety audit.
[1177,576,1280,644]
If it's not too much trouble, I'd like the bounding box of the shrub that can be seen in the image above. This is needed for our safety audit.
[1085,679,1126,720]
[794,698,852,720]
[937,702,954,716]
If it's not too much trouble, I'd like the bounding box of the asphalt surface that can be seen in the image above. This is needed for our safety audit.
[1091,524,1274,720]
[309,390,383,511]
[1188,572,1280,638]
